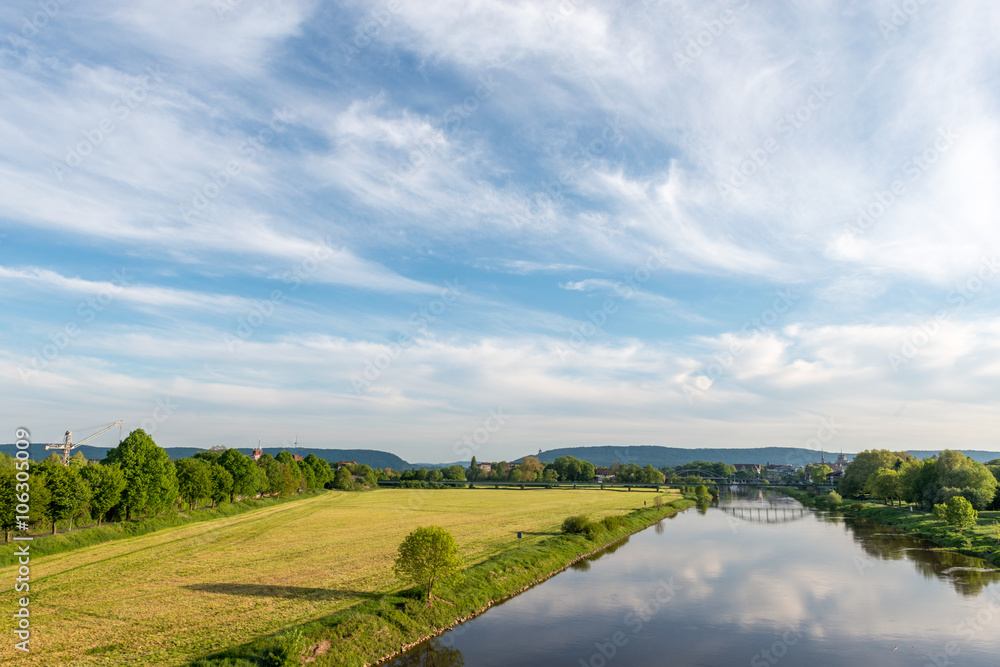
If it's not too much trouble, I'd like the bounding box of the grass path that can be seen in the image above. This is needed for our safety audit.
[1,487,665,666]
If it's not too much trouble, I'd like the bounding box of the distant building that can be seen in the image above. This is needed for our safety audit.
[292,454,304,461]
[734,464,762,474]
[826,469,844,485]
[337,460,357,468]
[594,466,616,482]
[478,463,492,473]
[252,447,263,461]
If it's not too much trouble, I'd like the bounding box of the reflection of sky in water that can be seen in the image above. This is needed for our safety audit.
[390,490,1000,667]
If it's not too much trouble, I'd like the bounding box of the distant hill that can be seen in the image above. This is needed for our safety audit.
[0,444,410,470]
[530,446,1000,467]
[906,450,999,464]
[529,446,843,467]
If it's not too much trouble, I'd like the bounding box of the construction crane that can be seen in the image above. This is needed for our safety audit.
[45,420,124,466]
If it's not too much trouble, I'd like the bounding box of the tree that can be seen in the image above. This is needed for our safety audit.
[81,464,126,526]
[333,466,353,490]
[104,429,176,519]
[257,454,284,496]
[69,451,89,467]
[935,451,998,510]
[38,464,91,533]
[865,468,901,505]
[176,458,213,510]
[641,464,665,484]
[0,471,18,542]
[518,457,544,482]
[394,526,462,604]
[218,449,260,502]
[838,449,912,497]
[275,451,303,491]
[541,468,559,483]
[466,456,480,481]
[899,458,937,505]
[303,454,331,488]
[441,465,466,482]
[942,495,978,532]
[809,464,833,486]
[550,456,595,482]
[209,463,233,508]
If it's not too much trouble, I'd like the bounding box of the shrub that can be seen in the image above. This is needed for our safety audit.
[583,521,606,541]
[601,515,625,531]
[827,491,842,507]
[562,515,590,534]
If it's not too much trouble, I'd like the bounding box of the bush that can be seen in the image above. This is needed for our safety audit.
[827,491,842,507]
[583,522,606,540]
[601,515,625,531]
[562,515,591,534]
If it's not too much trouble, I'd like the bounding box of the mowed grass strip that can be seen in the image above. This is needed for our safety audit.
[0,487,664,666]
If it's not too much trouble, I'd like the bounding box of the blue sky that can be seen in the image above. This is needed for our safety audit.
[2,0,999,462]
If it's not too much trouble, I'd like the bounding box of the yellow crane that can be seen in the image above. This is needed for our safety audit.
[45,420,124,466]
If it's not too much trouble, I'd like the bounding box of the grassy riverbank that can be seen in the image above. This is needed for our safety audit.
[777,488,1000,568]
[0,487,684,666]
[190,496,697,667]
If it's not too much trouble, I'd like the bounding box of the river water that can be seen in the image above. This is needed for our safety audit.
[389,489,1000,666]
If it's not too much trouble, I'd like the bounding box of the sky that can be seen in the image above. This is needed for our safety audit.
[2,0,999,463]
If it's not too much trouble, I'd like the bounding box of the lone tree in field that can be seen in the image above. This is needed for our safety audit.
[394,526,462,605]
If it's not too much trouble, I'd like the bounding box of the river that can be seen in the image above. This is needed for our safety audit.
[388,488,1000,666]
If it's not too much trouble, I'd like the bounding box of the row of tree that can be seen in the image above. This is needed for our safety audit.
[0,429,372,541]
[838,449,1000,511]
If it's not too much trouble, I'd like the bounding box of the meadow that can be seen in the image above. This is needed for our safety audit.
[0,487,674,666]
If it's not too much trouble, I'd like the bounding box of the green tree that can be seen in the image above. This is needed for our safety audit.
[81,464,126,526]
[69,450,89,467]
[466,456,480,481]
[809,464,833,485]
[865,468,902,505]
[943,495,978,532]
[541,468,559,483]
[303,454,331,488]
[209,463,233,508]
[441,465,466,481]
[218,449,260,502]
[899,458,937,505]
[176,458,213,510]
[333,466,353,490]
[38,464,91,533]
[827,491,842,507]
[641,464,666,484]
[935,450,998,510]
[394,526,463,604]
[518,457,544,482]
[0,471,18,542]
[838,449,912,497]
[550,456,595,482]
[104,429,176,519]
[257,454,283,496]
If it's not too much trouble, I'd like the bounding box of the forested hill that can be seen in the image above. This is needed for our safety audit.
[0,444,410,470]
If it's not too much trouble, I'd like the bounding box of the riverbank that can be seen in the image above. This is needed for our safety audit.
[189,496,697,667]
[776,488,1000,568]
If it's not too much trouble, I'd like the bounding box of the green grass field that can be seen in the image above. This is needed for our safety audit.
[0,487,673,666]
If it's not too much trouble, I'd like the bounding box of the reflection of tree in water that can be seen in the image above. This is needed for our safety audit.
[390,637,465,667]
[845,519,1000,596]
[655,520,665,535]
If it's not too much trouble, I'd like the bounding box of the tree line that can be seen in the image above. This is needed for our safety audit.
[0,429,376,542]
[838,449,1000,511]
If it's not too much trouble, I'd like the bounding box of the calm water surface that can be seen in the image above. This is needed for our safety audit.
[389,489,1000,667]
